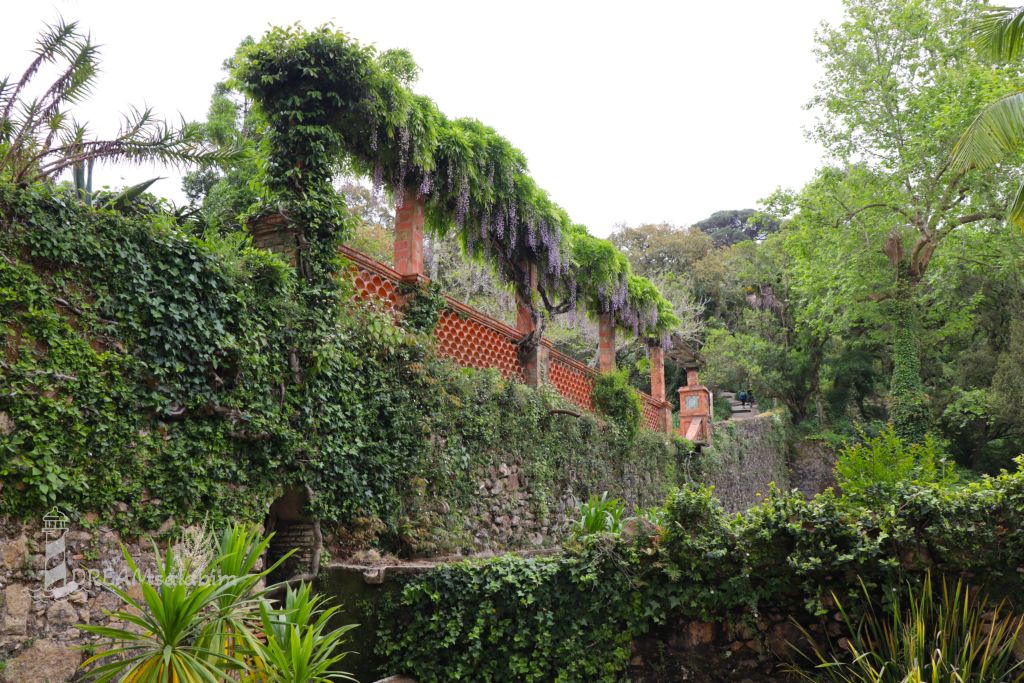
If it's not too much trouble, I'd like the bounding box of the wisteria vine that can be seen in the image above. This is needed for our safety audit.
[234,24,679,339]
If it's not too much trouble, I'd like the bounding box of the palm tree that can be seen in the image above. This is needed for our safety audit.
[0,18,239,189]
[951,5,1024,228]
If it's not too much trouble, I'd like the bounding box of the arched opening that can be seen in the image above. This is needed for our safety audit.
[264,485,321,584]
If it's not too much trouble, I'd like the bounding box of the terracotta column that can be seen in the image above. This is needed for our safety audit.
[394,196,425,281]
[598,313,616,372]
[516,264,548,387]
[648,342,673,435]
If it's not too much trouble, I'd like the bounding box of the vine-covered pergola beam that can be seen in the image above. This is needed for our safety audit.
[234,24,678,338]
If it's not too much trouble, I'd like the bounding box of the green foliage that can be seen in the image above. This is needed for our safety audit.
[79,525,356,682]
[377,542,646,682]
[835,426,957,503]
[0,180,680,538]
[793,573,1024,682]
[396,279,444,333]
[888,299,931,444]
[379,467,1024,679]
[232,24,677,337]
[572,492,626,537]
[591,369,643,440]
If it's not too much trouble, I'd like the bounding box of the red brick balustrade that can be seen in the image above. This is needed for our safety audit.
[250,213,679,435]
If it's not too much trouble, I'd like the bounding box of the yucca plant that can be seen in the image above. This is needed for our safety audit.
[572,491,626,537]
[0,18,241,188]
[198,524,289,676]
[246,583,357,683]
[791,573,1024,682]
[78,542,249,682]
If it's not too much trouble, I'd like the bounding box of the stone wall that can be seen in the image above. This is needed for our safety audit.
[789,438,837,499]
[628,608,844,682]
[692,410,791,513]
[0,518,154,682]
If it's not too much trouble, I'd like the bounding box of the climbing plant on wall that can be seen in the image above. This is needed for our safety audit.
[233,24,678,344]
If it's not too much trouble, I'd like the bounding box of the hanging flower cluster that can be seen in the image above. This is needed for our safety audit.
[235,24,678,338]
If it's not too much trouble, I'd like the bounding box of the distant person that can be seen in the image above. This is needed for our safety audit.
[746,390,755,406]
[738,390,747,407]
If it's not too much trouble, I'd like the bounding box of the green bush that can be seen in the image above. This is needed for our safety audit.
[835,426,957,503]
[379,467,1024,680]
[377,542,645,683]
[591,369,643,439]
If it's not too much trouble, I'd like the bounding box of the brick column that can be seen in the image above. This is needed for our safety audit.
[516,264,548,387]
[648,342,673,435]
[678,365,712,445]
[598,313,616,372]
[394,196,425,281]
[649,343,665,401]
[248,213,298,267]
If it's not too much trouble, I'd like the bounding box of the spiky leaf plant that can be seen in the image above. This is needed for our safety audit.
[0,18,241,187]
[791,573,1024,683]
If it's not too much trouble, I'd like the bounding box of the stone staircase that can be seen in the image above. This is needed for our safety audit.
[719,391,759,420]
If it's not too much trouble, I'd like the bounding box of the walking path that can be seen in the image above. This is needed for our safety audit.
[719,390,760,421]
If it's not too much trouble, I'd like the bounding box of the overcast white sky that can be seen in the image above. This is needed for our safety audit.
[2,0,845,237]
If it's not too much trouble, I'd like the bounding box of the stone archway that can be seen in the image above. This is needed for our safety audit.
[264,485,322,584]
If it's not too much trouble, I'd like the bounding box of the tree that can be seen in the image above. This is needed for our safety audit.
[610,223,715,276]
[804,0,1024,441]
[0,19,236,188]
[693,209,779,247]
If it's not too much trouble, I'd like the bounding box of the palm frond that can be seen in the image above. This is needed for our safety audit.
[950,91,1024,172]
[0,18,81,123]
[974,5,1024,62]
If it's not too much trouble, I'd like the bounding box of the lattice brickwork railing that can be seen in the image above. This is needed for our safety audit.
[338,245,670,433]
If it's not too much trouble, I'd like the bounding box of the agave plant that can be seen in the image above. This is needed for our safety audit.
[0,18,240,188]
[572,491,626,537]
[791,572,1024,682]
[246,583,357,683]
[199,524,288,675]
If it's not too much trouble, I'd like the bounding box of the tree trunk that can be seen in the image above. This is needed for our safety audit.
[888,292,930,444]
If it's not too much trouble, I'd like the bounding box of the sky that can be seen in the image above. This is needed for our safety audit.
[2,0,847,237]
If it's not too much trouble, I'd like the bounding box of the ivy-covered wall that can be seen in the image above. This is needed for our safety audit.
[374,471,1024,682]
[0,182,682,553]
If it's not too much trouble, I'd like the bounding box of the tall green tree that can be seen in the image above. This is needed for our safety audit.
[806,0,1024,441]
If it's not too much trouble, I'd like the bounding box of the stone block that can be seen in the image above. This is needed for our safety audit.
[0,535,28,570]
[0,639,81,682]
[2,584,31,635]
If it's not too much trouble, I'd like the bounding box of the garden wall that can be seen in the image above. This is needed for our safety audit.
[691,410,791,512]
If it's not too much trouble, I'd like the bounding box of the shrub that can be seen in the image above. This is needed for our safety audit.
[835,426,957,502]
[591,369,643,439]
